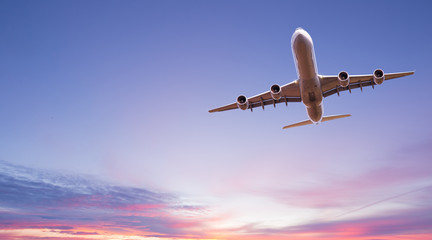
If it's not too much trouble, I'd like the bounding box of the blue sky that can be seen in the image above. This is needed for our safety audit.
[0,1,432,239]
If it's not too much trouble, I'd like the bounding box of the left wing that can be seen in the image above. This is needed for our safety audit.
[320,71,414,97]
[209,80,301,113]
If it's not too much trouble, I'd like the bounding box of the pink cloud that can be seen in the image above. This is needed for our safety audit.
[256,138,432,210]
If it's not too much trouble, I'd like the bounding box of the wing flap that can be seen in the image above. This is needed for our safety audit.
[208,96,301,113]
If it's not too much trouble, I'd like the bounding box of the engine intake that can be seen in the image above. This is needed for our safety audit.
[338,71,350,87]
[236,95,249,110]
[373,69,385,85]
[270,84,282,100]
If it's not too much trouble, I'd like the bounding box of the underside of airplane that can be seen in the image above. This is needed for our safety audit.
[209,28,414,129]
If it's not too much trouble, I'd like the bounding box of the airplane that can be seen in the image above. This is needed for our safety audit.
[208,28,414,129]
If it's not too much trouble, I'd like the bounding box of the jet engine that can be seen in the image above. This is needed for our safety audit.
[373,69,385,85]
[236,95,249,110]
[338,71,350,87]
[270,84,282,100]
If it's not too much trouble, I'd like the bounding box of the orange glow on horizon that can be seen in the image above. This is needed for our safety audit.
[1,228,431,240]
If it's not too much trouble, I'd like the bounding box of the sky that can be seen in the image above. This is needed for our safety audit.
[0,0,432,239]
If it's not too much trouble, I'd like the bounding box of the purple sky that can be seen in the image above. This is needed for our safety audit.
[0,0,431,239]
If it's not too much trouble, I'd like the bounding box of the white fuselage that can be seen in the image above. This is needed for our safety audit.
[291,28,323,123]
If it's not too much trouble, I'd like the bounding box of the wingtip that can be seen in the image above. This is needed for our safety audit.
[405,70,415,75]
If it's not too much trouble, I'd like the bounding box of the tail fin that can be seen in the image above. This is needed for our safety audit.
[282,114,351,129]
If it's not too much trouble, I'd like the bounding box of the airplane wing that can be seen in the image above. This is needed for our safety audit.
[320,71,414,97]
[209,80,301,113]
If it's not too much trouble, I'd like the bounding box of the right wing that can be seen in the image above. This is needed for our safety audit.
[209,80,301,113]
[320,71,414,98]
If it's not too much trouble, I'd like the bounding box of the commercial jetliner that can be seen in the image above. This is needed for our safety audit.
[209,28,414,129]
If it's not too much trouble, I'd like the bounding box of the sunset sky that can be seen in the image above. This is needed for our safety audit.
[1,0,432,239]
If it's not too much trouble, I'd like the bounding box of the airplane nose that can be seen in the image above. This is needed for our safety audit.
[295,29,310,39]
[292,32,309,48]
[295,32,308,41]
[291,28,313,49]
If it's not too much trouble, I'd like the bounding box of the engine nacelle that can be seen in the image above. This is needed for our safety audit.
[338,71,350,87]
[236,95,249,110]
[373,69,385,85]
[270,84,282,100]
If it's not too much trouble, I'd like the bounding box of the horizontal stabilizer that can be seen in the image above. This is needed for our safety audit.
[321,114,351,122]
[282,114,351,129]
[282,119,314,129]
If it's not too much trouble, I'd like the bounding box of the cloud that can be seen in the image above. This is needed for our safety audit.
[334,186,432,219]
[0,160,210,239]
[255,138,432,210]
[1,160,431,240]
[243,205,432,239]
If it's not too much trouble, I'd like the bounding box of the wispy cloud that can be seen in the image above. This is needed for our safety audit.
[227,204,432,240]
[0,160,210,239]
[334,186,432,219]
[1,160,431,239]
[254,138,432,211]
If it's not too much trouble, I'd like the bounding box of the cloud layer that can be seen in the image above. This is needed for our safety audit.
[1,160,432,240]
[0,160,210,239]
